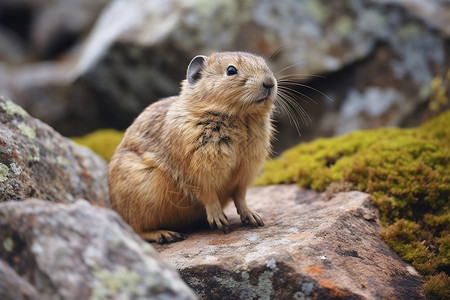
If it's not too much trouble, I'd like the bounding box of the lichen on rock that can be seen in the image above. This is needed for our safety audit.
[0,96,110,206]
[0,163,9,183]
[0,99,29,117]
[256,110,450,298]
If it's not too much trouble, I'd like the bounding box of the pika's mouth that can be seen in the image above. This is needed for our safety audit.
[256,96,268,103]
[255,89,272,103]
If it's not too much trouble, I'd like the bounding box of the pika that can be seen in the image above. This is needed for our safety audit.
[108,52,277,243]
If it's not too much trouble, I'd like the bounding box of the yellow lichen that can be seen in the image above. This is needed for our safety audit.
[0,163,9,182]
[334,16,353,37]
[256,110,450,296]
[428,70,449,112]
[0,99,29,117]
[17,122,36,139]
[3,237,13,252]
[71,129,124,161]
[90,266,144,300]
[28,144,40,162]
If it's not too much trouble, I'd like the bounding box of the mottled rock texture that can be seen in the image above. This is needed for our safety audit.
[0,96,109,206]
[155,185,425,300]
[2,0,449,148]
[0,0,111,61]
[0,198,198,300]
[73,0,449,148]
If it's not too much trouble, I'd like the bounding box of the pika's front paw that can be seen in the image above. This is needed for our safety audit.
[238,208,264,227]
[205,203,232,233]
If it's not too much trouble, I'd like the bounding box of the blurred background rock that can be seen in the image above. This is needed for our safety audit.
[1,0,449,156]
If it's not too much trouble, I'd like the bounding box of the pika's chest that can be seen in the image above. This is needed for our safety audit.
[193,112,269,157]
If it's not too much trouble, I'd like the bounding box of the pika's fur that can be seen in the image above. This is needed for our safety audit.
[108,52,277,243]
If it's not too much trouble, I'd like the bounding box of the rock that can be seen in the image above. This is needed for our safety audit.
[1,0,449,148]
[0,59,104,136]
[0,198,198,300]
[0,96,109,205]
[0,25,27,64]
[0,0,111,60]
[73,0,449,152]
[0,260,40,300]
[154,185,425,299]
[385,0,450,36]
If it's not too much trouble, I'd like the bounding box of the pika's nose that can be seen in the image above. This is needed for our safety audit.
[263,79,275,89]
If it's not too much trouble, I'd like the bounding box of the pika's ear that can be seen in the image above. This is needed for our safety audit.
[187,55,207,84]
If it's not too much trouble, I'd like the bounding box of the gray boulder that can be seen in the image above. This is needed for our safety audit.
[1,0,449,150]
[74,0,450,152]
[0,0,111,60]
[0,198,198,300]
[0,96,109,205]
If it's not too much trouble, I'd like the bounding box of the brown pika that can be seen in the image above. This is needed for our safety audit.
[108,52,277,243]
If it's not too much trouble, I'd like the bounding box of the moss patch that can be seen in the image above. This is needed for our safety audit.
[71,129,124,161]
[256,110,450,297]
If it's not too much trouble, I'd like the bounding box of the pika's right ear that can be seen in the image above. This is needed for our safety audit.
[187,55,207,84]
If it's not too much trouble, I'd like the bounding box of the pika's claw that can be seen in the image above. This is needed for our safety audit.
[238,208,264,227]
[206,203,232,233]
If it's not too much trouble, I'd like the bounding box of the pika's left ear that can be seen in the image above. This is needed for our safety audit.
[187,55,207,84]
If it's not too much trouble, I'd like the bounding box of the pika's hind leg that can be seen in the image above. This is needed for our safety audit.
[139,230,188,244]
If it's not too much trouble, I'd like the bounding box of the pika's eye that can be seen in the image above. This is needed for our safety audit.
[226,66,238,76]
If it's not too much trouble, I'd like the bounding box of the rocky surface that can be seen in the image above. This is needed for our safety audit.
[1,0,449,149]
[0,0,111,61]
[0,198,197,300]
[74,0,450,149]
[0,96,109,206]
[154,185,425,299]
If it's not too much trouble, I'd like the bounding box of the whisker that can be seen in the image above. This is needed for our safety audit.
[278,80,334,102]
[276,63,304,76]
[278,85,317,104]
[276,93,303,136]
[277,73,326,80]
[267,45,288,62]
[278,90,312,126]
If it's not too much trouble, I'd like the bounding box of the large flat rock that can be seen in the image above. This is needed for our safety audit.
[155,185,425,299]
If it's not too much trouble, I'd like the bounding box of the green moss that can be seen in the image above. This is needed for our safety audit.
[72,129,124,161]
[423,273,450,300]
[256,110,450,294]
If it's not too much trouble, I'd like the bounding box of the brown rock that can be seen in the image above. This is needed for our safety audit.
[0,198,197,300]
[0,96,109,206]
[155,185,425,299]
